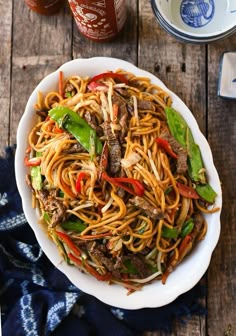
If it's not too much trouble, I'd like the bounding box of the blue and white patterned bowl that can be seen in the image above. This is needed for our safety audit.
[151,0,236,43]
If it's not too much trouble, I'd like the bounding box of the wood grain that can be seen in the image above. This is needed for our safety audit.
[138,1,206,133]
[0,0,13,155]
[207,35,236,336]
[10,0,72,146]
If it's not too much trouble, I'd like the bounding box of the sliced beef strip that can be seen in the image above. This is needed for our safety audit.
[129,196,163,220]
[35,109,48,119]
[137,99,155,111]
[37,189,67,227]
[62,142,86,154]
[102,121,121,174]
[191,212,205,240]
[84,111,103,137]
[87,243,122,279]
[159,130,188,174]
[112,93,129,143]
[126,98,155,115]
[114,88,131,99]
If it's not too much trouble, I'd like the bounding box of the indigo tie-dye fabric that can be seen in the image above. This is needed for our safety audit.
[0,146,206,336]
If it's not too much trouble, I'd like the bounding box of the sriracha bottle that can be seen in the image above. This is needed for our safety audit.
[67,0,127,42]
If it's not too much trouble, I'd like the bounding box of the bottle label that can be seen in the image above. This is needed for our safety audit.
[68,0,127,41]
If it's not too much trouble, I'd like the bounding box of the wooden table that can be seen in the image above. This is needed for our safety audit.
[0,1,235,335]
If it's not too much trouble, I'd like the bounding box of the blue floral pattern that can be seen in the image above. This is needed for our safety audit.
[180,0,215,28]
[20,281,38,336]
[0,146,207,335]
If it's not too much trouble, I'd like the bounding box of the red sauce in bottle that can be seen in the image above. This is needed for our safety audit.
[24,0,64,15]
[68,0,127,42]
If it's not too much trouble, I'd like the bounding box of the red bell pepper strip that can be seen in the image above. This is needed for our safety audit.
[68,252,112,281]
[155,137,178,159]
[178,234,193,261]
[102,172,145,197]
[24,156,41,167]
[55,230,81,257]
[76,172,89,193]
[88,72,128,85]
[177,182,199,199]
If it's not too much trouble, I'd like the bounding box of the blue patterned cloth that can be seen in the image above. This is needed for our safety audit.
[0,146,206,336]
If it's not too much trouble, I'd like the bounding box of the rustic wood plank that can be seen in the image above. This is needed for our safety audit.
[138,1,207,133]
[0,0,12,155]
[207,35,236,336]
[72,0,138,65]
[144,313,206,336]
[10,0,73,146]
[139,2,207,335]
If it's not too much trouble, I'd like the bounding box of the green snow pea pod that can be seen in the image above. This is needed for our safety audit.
[195,183,217,203]
[165,107,206,183]
[49,106,103,155]
[165,106,188,147]
[187,132,206,184]
[30,152,42,190]
[164,107,217,202]
[180,218,194,238]
[61,220,87,233]
[161,226,179,239]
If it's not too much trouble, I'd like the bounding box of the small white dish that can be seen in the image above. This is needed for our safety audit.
[151,0,236,43]
[152,7,236,44]
[218,52,236,99]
